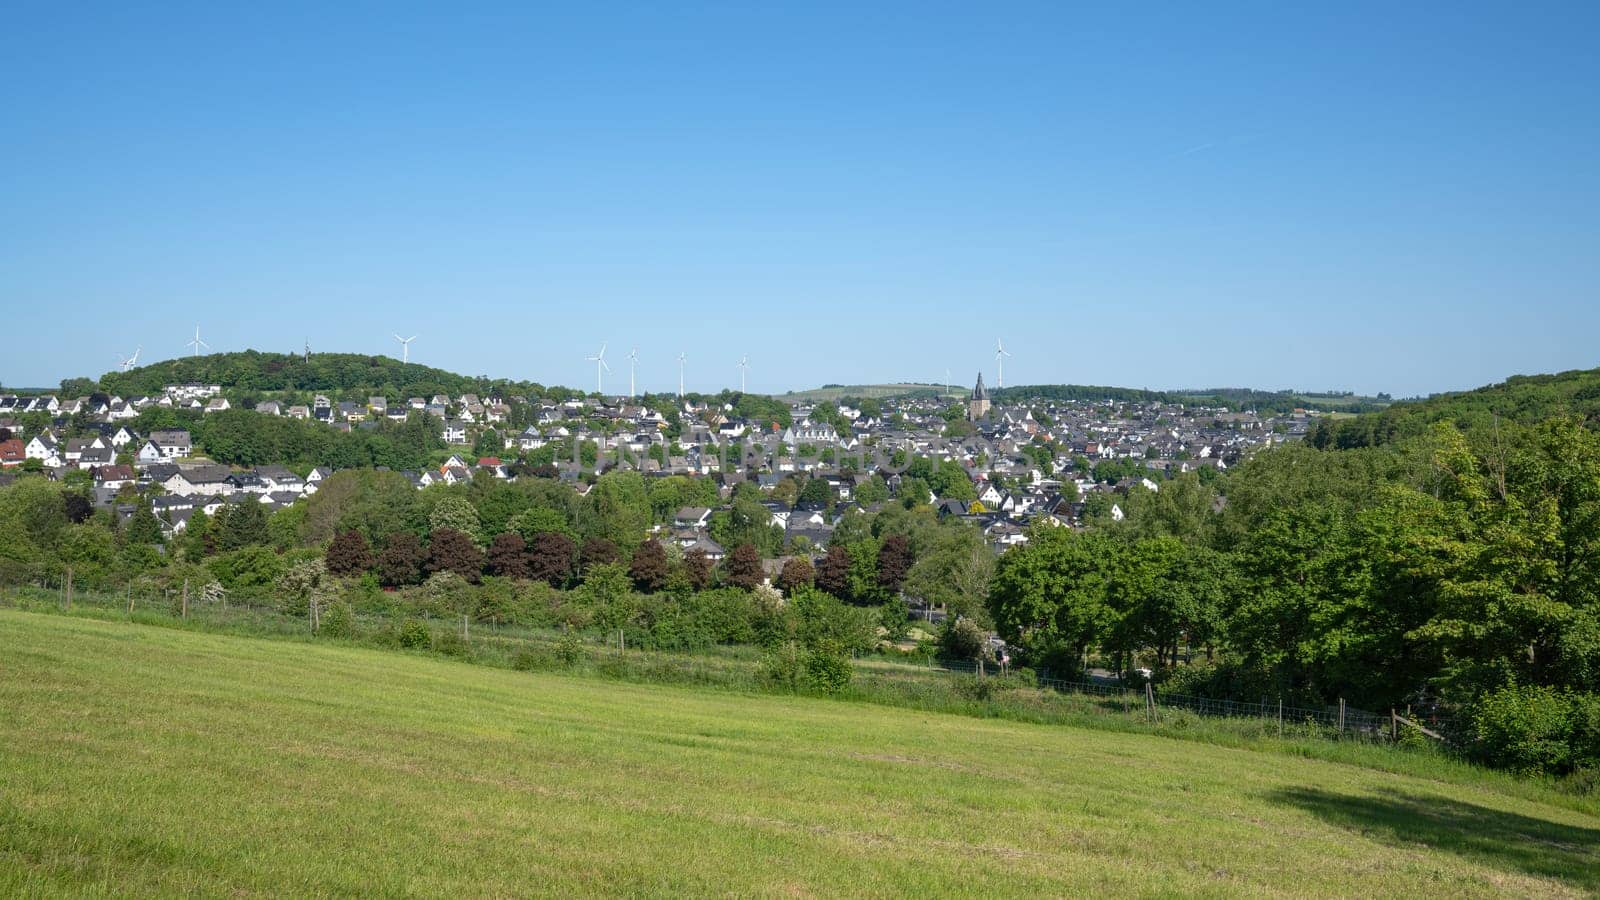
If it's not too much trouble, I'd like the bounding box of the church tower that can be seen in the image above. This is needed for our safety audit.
[968,372,991,421]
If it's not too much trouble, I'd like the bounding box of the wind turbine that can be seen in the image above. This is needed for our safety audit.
[187,325,210,358]
[117,346,142,372]
[995,338,1012,389]
[677,352,687,399]
[587,343,611,395]
[738,355,749,393]
[628,347,639,399]
[393,333,417,364]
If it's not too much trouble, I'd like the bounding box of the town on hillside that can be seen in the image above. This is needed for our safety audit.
[0,371,1318,563]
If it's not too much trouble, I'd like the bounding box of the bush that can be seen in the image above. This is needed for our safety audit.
[511,647,553,671]
[879,598,911,642]
[759,642,805,691]
[554,633,583,667]
[320,601,355,638]
[397,617,431,650]
[1468,685,1577,775]
[1154,658,1278,703]
[804,647,853,695]
[936,617,987,661]
[432,629,468,658]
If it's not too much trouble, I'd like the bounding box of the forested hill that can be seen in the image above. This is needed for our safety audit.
[991,384,1387,415]
[1308,366,1600,449]
[94,351,558,402]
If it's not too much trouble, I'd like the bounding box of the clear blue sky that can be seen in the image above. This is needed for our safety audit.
[3,2,1596,396]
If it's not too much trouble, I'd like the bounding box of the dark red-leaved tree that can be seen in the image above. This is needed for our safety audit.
[428,527,485,583]
[816,544,851,598]
[777,556,814,592]
[378,532,427,587]
[724,543,763,590]
[326,529,374,576]
[629,539,669,592]
[683,548,713,591]
[580,537,620,573]
[877,533,912,593]
[528,531,577,587]
[487,531,531,580]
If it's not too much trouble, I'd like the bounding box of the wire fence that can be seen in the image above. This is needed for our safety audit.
[2,580,1449,743]
[915,657,1443,740]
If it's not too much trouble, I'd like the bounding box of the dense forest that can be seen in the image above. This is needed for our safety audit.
[92,351,561,404]
[1309,367,1600,449]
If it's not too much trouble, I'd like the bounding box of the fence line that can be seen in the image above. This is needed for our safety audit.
[1,582,1443,741]
[921,657,1427,738]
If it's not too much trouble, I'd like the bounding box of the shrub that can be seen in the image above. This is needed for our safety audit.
[412,570,473,618]
[432,629,468,658]
[397,617,431,650]
[936,617,987,661]
[1468,685,1575,775]
[320,601,355,638]
[788,586,876,654]
[759,641,805,691]
[879,597,911,642]
[511,647,552,671]
[804,646,853,695]
[554,633,583,667]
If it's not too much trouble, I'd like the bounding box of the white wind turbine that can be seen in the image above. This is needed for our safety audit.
[393,333,417,364]
[187,325,210,357]
[587,343,611,395]
[628,347,639,399]
[677,352,687,399]
[995,338,1012,388]
[117,346,142,372]
[738,354,749,393]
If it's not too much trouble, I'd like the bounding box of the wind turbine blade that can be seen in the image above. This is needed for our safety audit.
[602,360,611,372]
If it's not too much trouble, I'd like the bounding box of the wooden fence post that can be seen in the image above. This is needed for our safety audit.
[1391,709,1399,742]
[64,567,73,610]
[1338,698,1346,732]
[181,579,189,619]
[127,584,135,618]
[1277,697,1283,738]
[1145,682,1155,723]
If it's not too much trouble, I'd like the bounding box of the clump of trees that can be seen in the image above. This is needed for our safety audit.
[987,419,1600,779]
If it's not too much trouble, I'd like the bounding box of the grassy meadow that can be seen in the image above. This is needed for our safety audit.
[2,609,1598,897]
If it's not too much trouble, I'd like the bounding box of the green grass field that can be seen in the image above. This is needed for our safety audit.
[3,611,1597,897]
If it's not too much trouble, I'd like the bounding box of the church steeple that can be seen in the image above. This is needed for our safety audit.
[967,372,991,421]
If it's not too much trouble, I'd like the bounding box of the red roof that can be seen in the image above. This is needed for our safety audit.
[0,439,23,463]
[477,457,502,467]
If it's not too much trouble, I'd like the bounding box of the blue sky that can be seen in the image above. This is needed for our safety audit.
[3,2,1596,396]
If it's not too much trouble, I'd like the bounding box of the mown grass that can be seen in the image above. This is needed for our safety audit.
[2,610,1598,897]
[7,585,1598,821]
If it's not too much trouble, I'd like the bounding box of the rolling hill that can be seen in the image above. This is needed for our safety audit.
[3,610,1595,896]
[1310,366,1600,449]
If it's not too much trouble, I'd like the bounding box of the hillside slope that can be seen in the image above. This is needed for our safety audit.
[1310,366,1600,448]
[2,612,1596,897]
